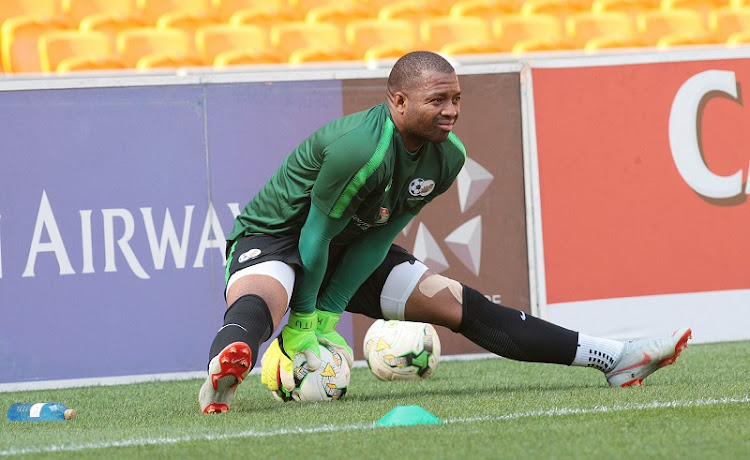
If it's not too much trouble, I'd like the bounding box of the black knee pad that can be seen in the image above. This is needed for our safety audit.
[458,285,577,364]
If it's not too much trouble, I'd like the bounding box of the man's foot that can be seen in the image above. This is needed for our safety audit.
[199,342,252,413]
[605,328,692,387]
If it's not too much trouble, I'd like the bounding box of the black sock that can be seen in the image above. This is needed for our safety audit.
[208,294,274,370]
[457,285,578,365]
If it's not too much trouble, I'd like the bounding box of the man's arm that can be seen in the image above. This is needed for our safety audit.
[292,203,350,313]
[316,211,415,314]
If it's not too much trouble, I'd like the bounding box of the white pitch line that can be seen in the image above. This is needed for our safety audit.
[1,396,747,456]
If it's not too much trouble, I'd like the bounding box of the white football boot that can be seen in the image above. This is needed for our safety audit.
[606,328,692,387]
[199,342,252,414]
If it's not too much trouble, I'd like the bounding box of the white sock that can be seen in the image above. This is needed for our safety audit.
[572,334,625,372]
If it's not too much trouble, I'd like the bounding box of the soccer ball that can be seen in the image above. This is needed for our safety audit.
[363,319,441,381]
[272,344,350,402]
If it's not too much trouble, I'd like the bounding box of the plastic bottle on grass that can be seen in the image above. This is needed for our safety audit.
[7,402,76,422]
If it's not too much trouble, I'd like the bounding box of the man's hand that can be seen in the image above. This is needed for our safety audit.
[316,309,354,367]
[280,311,321,371]
[260,338,295,397]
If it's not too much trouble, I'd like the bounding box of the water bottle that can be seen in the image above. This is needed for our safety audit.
[7,402,76,422]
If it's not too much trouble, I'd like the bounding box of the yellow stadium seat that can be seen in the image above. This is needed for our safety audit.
[377,1,435,30]
[520,0,592,20]
[565,11,635,48]
[591,0,660,23]
[195,23,275,66]
[116,27,199,69]
[449,0,519,23]
[61,0,136,27]
[1,14,66,73]
[289,0,353,18]
[636,8,711,45]
[156,9,220,52]
[270,21,345,62]
[345,18,417,60]
[288,46,356,64]
[135,0,210,25]
[0,0,60,23]
[708,6,750,41]
[229,7,296,33]
[661,0,729,19]
[492,14,564,51]
[420,15,491,52]
[584,34,649,49]
[727,27,750,42]
[79,13,142,50]
[39,30,119,73]
[440,40,508,55]
[306,2,375,39]
[210,0,287,21]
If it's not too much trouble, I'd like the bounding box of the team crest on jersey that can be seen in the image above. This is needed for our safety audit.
[375,207,390,224]
[238,248,261,263]
[408,178,435,198]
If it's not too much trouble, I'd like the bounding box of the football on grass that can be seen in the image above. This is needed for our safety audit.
[272,343,350,402]
[363,319,441,381]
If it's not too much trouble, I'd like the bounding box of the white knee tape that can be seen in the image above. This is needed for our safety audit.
[225,260,296,307]
[380,261,428,320]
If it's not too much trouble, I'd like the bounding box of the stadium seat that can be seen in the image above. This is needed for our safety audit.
[1,14,67,73]
[636,9,711,45]
[520,0,592,21]
[116,27,199,69]
[156,9,220,52]
[345,18,417,60]
[584,33,649,49]
[135,0,210,25]
[210,0,287,21]
[289,0,353,18]
[591,0,661,22]
[270,21,346,62]
[492,14,564,52]
[195,23,275,66]
[0,0,60,23]
[661,0,729,19]
[229,7,296,33]
[708,6,750,41]
[38,29,121,73]
[449,0,519,23]
[305,2,374,39]
[60,0,136,28]
[420,16,491,52]
[565,11,635,49]
[79,13,142,50]
[377,1,435,30]
[727,27,750,42]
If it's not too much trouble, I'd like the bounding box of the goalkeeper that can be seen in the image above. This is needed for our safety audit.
[199,51,691,413]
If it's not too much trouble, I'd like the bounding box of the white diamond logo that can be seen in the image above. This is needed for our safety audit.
[412,222,449,273]
[445,215,482,276]
[456,157,494,213]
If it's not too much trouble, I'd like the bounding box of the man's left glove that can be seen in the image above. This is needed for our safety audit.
[316,309,354,368]
[260,338,295,397]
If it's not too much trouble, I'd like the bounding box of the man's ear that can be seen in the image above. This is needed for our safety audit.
[392,92,407,114]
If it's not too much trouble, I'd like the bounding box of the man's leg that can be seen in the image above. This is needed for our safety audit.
[198,260,294,413]
[385,262,690,387]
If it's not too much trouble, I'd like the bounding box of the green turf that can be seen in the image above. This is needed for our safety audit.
[1,340,748,459]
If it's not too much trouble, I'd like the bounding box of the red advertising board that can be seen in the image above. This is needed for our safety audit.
[531,56,750,342]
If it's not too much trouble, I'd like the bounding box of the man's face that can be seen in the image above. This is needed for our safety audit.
[400,70,461,152]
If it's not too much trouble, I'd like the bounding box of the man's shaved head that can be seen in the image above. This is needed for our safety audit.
[387,51,455,94]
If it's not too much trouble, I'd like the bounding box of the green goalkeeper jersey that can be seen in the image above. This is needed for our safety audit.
[229,102,466,245]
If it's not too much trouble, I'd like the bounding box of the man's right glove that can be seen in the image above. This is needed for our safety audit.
[315,309,354,368]
[279,311,322,372]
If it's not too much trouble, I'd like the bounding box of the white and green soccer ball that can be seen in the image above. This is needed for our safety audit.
[363,320,441,381]
[272,343,350,402]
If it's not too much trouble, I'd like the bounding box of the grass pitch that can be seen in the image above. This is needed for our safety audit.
[1,340,748,459]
